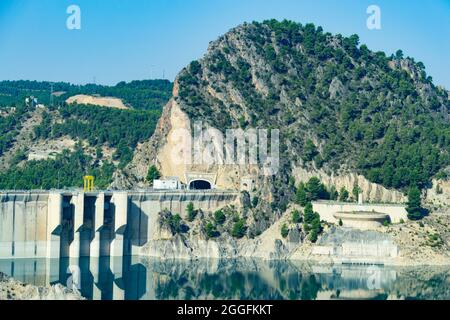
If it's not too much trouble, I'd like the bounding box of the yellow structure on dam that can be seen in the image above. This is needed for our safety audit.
[83,175,95,192]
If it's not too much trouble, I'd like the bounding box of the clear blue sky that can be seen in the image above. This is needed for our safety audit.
[0,0,449,88]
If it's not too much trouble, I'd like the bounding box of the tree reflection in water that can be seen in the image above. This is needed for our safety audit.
[0,257,448,300]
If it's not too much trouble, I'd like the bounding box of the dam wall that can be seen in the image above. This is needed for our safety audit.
[0,193,49,259]
[0,190,239,260]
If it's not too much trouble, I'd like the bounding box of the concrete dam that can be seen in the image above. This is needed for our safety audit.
[0,190,239,260]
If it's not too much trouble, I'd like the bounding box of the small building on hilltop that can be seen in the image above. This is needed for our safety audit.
[153,177,182,190]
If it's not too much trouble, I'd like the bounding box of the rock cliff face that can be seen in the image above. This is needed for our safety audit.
[140,204,299,260]
[110,97,177,189]
[139,202,450,265]
[293,167,406,203]
[0,272,84,300]
[426,176,450,206]
[289,226,400,264]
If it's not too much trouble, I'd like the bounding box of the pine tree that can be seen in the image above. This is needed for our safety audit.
[339,187,349,202]
[186,202,196,222]
[214,209,226,225]
[329,185,339,200]
[281,224,289,238]
[292,210,302,223]
[146,165,161,185]
[406,186,426,220]
[352,182,361,201]
[304,202,315,224]
[296,182,308,206]
[306,177,322,200]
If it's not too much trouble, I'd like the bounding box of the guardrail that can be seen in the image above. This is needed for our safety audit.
[0,188,240,195]
[313,200,406,207]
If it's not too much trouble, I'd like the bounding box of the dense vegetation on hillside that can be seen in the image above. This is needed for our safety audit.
[34,104,160,168]
[0,79,171,190]
[0,101,161,190]
[0,104,32,156]
[0,146,115,190]
[177,20,449,192]
[0,79,173,111]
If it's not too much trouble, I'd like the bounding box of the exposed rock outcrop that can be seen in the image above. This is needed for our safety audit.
[0,272,84,300]
[290,212,450,266]
[141,205,299,260]
[110,95,177,189]
[141,203,450,266]
[293,167,406,203]
[425,177,450,207]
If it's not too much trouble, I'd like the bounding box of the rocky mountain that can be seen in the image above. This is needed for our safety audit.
[119,20,449,208]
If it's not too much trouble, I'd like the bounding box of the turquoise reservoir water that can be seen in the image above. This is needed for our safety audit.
[0,257,448,300]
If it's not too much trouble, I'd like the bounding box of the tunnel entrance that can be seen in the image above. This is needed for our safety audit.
[189,180,212,190]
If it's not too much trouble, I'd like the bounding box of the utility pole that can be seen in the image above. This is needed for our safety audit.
[150,65,155,79]
[50,83,54,107]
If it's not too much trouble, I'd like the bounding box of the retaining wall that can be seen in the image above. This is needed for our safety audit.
[312,201,408,224]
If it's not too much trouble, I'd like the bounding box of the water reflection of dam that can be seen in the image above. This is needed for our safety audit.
[1,258,448,300]
[0,257,147,300]
[311,265,397,299]
[0,258,410,300]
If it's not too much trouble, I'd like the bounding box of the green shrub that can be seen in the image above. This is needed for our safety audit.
[231,219,247,238]
[302,201,323,241]
[297,178,330,205]
[146,165,161,185]
[186,202,196,222]
[339,187,349,202]
[281,223,289,238]
[169,214,183,234]
[304,203,315,224]
[309,229,319,243]
[296,182,308,206]
[352,182,361,202]
[406,187,428,220]
[292,210,302,223]
[214,209,226,225]
[251,196,259,208]
[205,222,219,238]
